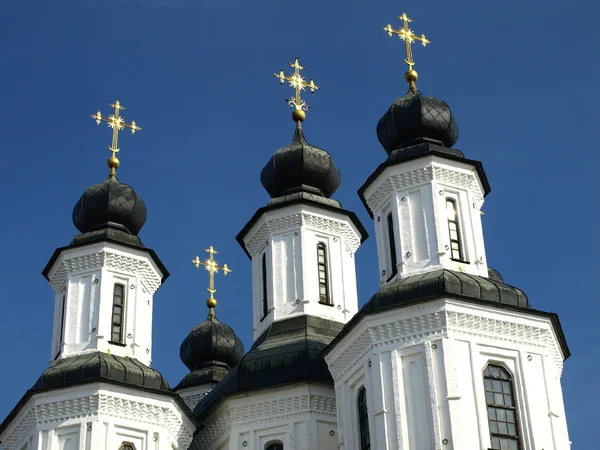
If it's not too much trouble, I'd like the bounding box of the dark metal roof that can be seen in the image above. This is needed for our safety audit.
[175,314,244,391]
[261,123,341,199]
[323,269,570,360]
[192,315,343,421]
[236,197,368,259]
[1,352,201,440]
[358,139,491,218]
[73,175,147,236]
[377,89,459,154]
[34,352,170,391]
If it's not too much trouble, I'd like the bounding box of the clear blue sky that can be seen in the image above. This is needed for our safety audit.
[0,0,597,446]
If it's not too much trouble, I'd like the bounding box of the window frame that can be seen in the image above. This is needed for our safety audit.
[110,283,126,345]
[54,291,67,360]
[260,252,269,320]
[357,386,371,450]
[386,212,398,282]
[445,196,468,263]
[317,242,332,306]
[483,363,522,450]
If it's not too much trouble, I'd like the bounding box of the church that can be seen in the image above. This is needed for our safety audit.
[0,12,571,450]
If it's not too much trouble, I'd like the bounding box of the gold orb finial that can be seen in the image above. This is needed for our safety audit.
[292,109,306,122]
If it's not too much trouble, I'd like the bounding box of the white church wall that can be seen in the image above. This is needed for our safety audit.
[46,242,164,366]
[240,204,363,342]
[324,299,570,450]
[0,383,196,450]
[194,382,338,450]
[177,384,214,411]
[363,156,489,284]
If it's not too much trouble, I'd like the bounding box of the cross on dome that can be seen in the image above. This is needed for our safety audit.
[274,57,320,122]
[91,100,142,176]
[192,246,232,317]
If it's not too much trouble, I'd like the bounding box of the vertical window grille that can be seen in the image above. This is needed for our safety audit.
[55,293,66,359]
[262,253,268,319]
[357,386,371,450]
[484,364,521,450]
[266,444,283,450]
[111,284,125,343]
[446,198,464,261]
[387,213,398,280]
[317,242,331,305]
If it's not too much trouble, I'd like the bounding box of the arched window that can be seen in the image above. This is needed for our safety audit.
[265,443,283,450]
[317,242,331,305]
[261,253,268,319]
[111,284,125,344]
[118,443,136,450]
[484,364,521,450]
[446,198,464,261]
[386,212,398,281]
[357,386,371,450]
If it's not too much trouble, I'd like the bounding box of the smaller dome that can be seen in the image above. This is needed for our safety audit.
[261,124,341,198]
[72,175,147,236]
[377,90,459,154]
[179,314,244,373]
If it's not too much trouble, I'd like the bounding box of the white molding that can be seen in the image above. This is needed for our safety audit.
[49,250,162,294]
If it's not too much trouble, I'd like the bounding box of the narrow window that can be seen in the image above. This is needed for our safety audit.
[261,253,268,319]
[386,213,398,281]
[446,198,465,261]
[266,444,283,450]
[317,242,331,305]
[55,292,66,359]
[111,284,125,344]
[357,387,371,450]
[484,364,521,450]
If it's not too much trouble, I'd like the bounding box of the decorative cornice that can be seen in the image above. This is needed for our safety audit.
[193,391,337,450]
[328,307,563,382]
[246,212,361,257]
[49,251,162,294]
[1,393,193,450]
[365,164,484,213]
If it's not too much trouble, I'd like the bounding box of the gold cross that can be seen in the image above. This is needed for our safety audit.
[192,246,231,316]
[91,100,141,176]
[383,13,430,88]
[274,57,320,122]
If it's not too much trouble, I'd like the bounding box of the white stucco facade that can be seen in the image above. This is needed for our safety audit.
[239,203,364,342]
[362,156,489,284]
[191,383,338,450]
[0,383,197,450]
[324,299,570,450]
[45,242,164,367]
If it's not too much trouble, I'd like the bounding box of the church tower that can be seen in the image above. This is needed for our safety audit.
[0,102,197,450]
[190,58,367,450]
[323,14,571,450]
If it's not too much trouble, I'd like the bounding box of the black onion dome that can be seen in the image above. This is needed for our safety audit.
[180,314,244,373]
[73,175,147,235]
[377,90,459,154]
[261,124,341,198]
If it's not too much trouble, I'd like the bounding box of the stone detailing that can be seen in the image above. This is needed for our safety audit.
[181,391,209,410]
[1,393,193,450]
[2,409,36,450]
[194,392,337,450]
[49,251,162,294]
[246,212,361,256]
[329,306,563,381]
[365,164,485,213]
